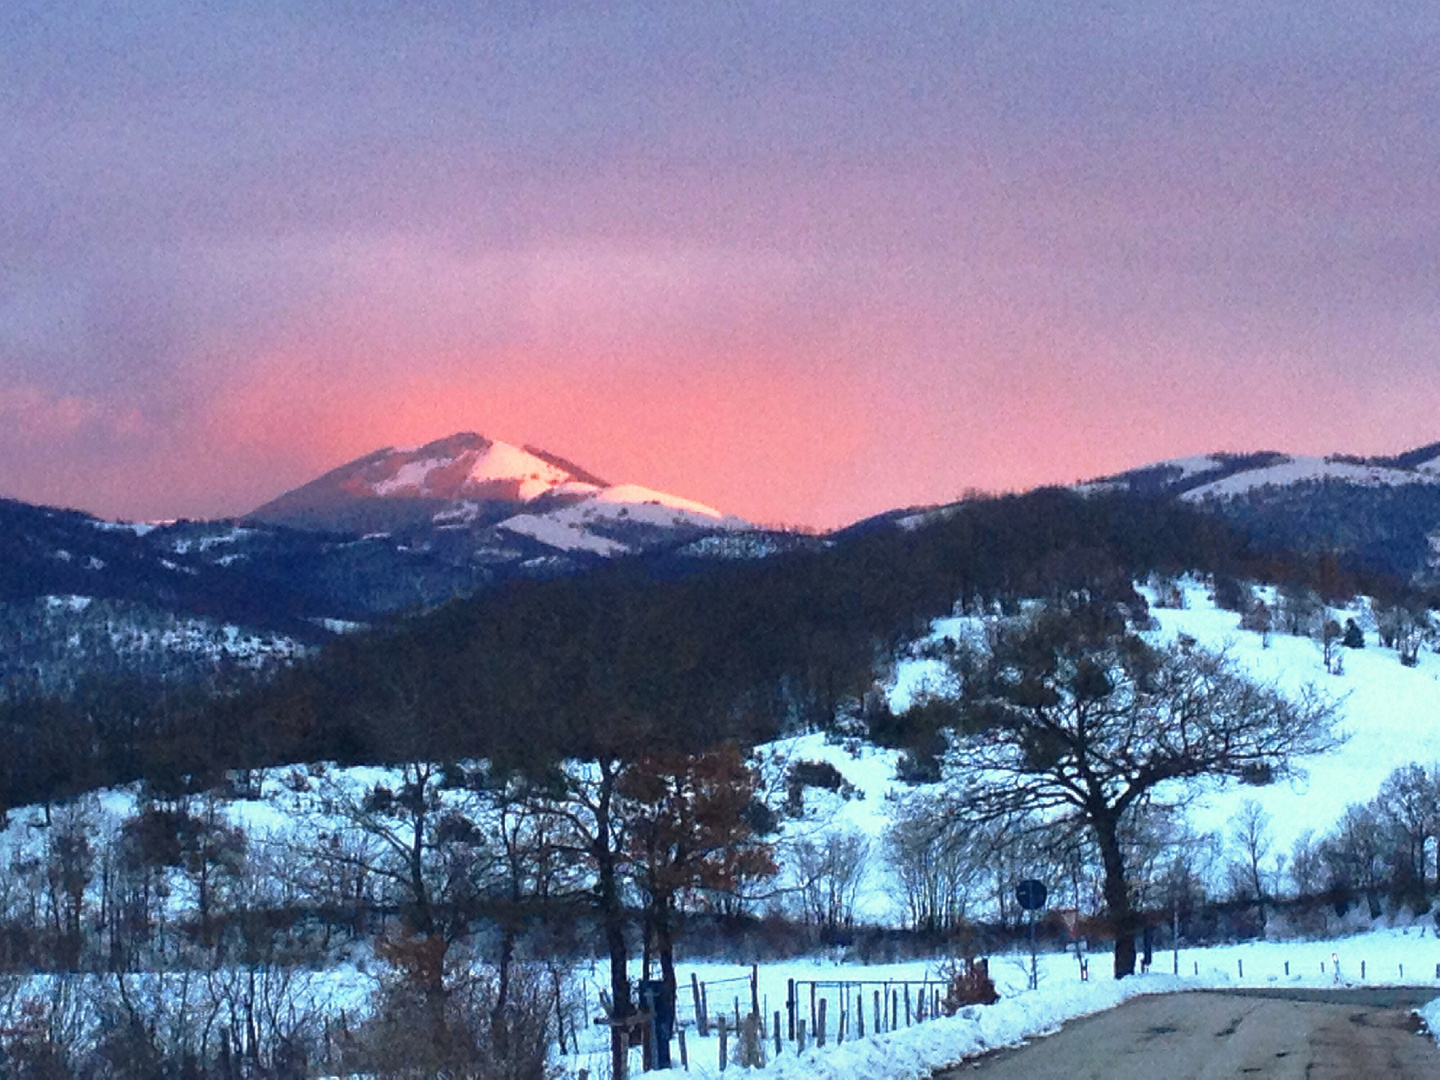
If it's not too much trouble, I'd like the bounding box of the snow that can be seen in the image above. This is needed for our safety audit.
[1143,583,1440,859]
[45,594,93,611]
[495,486,747,554]
[551,481,605,498]
[372,456,450,496]
[89,519,157,536]
[14,554,1440,1076]
[1162,453,1233,480]
[369,440,575,501]
[495,511,630,555]
[681,533,791,559]
[312,617,367,634]
[358,436,751,546]
[759,733,904,923]
[558,926,1440,1079]
[464,440,575,499]
[1181,456,1440,500]
[599,483,725,519]
[1078,453,1235,492]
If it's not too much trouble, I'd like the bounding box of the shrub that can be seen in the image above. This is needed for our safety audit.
[941,957,999,1011]
[787,760,844,791]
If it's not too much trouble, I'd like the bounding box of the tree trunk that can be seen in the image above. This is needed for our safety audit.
[657,893,679,1035]
[593,766,631,1080]
[492,921,514,1060]
[1095,820,1137,979]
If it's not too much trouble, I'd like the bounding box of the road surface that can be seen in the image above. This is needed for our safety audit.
[934,987,1440,1079]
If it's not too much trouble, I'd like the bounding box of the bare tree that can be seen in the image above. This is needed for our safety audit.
[511,756,632,1080]
[884,793,984,932]
[946,605,1340,977]
[1289,829,1324,898]
[792,828,870,931]
[1374,763,1440,897]
[304,762,494,945]
[1377,603,1429,667]
[1227,800,1276,933]
[1322,804,1388,917]
[1321,620,1344,675]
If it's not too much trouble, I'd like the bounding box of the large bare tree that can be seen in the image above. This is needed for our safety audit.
[945,604,1340,978]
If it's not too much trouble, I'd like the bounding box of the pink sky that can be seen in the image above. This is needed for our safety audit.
[2,4,1437,529]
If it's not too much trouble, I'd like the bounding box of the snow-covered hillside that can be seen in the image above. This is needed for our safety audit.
[1079,450,1440,501]
[6,579,1434,925]
[758,581,1440,925]
[1181,456,1440,500]
[1140,583,1440,856]
[0,593,309,696]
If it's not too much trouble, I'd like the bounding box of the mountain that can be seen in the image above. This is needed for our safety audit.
[0,436,802,697]
[834,441,1440,585]
[1078,446,1440,501]
[1076,443,1440,583]
[246,432,750,554]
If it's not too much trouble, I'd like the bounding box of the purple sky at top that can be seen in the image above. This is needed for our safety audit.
[2,1,1437,528]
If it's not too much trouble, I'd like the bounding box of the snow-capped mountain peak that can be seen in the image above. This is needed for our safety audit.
[363,436,594,502]
[247,432,751,556]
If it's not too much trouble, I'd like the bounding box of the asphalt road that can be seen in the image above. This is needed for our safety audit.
[934,987,1440,1079]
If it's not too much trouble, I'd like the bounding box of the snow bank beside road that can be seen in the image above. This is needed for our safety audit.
[681,975,1184,1080]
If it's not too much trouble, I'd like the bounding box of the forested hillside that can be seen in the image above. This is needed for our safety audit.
[0,487,1418,810]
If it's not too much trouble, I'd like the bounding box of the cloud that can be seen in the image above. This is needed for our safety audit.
[3,3,1440,526]
[0,383,146,443]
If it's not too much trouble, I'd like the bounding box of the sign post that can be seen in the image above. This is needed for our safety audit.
[1015,879,1048,991]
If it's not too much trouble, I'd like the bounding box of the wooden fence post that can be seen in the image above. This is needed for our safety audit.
[678,1029,688,1071]
[718,1017,728,1072]
[742,1012,761,1067]
[773,1011,781,1059]
[817,998,828,1048]
[693,974,707,1037]
[787,979,795,1042]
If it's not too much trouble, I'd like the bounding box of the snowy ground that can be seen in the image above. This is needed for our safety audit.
[561,924,1440,1079]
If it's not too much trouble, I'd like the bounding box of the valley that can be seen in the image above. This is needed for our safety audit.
[5,439,1440,1075]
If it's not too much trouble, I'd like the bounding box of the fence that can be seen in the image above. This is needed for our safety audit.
[784,976,949,1049]
[654,967,955,1072]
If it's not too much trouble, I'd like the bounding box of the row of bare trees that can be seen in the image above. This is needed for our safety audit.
[0,742,777,1076]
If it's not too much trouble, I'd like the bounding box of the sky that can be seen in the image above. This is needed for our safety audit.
[2,1,1438,529]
